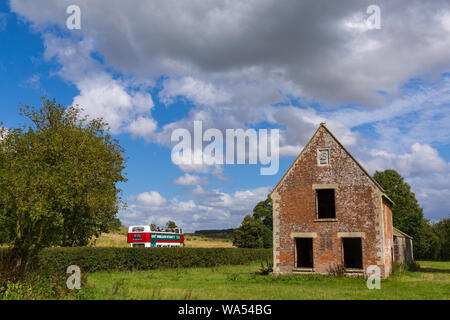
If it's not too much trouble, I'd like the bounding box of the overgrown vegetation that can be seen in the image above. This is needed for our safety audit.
[0,270,90,300]
[327,263,346,277]
[258,259,273,275]
[391,261,421,275]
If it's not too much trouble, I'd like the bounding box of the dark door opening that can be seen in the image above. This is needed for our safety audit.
[316,189,336,219]
[342,238,363,269]
[296,238,313,268]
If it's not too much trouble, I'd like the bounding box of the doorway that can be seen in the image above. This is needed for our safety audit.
[295,238,313,268]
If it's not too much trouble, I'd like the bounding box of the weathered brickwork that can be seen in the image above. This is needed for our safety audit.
[272,124,394,278]
[382,199,394,275]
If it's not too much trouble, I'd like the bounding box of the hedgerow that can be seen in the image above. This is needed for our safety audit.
[0,247,272,275]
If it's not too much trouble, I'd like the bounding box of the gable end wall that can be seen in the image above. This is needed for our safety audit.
[272,126,391,278]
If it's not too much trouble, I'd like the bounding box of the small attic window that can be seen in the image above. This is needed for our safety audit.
[317,148,330,166]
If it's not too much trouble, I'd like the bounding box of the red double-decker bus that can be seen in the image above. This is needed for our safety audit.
[127,225,185,248]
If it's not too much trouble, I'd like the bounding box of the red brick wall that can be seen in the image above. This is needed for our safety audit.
[272,126,391,278]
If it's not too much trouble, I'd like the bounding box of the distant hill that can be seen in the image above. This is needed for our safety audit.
[193,228,235,239]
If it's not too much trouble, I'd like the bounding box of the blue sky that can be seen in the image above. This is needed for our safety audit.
[1,1,450,231]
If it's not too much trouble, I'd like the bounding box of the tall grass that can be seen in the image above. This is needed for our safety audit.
[84,260,450,300]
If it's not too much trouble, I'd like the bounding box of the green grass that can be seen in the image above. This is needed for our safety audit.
[84,261,450,300]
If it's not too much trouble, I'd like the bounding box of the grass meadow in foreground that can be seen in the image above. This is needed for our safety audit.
[85,260,450,300]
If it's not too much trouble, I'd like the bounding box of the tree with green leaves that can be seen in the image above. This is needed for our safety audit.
[253,196,273,230]
[233,196,273,248]
[109,217,124,233]
[166,220,178,229]
[373,169,432,259]
[0,98,127,274]
[233,215,265,248]
[432,218,450,260]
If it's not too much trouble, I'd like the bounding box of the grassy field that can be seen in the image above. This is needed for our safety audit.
[183,234,234,248]
[92,229,234,248]
[84,261,450,300]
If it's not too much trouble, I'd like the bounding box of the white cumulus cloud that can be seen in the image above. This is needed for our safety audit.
[129,191,168,207]
[174,173,208,186]
[363,143,448,177]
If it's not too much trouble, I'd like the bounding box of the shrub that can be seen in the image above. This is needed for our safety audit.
[327,263,346,277]
[258,260,273,275]
[391,261,421,275]
[0,247,273,275]
[391,262,408,275]
[0,270,85,300]
[408,261,421,271]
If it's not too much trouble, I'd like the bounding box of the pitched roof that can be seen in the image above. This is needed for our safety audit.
[270,123,395,207]
[393,227,413,239]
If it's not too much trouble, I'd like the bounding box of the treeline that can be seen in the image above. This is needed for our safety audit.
[194,229,235,239]
[416,218,449,260]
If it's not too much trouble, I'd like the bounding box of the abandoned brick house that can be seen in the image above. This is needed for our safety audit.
[271,123,413,278]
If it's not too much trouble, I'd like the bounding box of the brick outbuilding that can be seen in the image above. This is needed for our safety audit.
[393,227,414,265]
[271,123,395,278]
